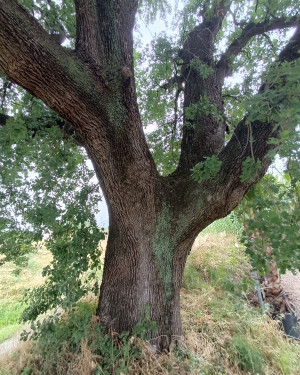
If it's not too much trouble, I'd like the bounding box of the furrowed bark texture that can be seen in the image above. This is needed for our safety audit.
[0,0,299,350]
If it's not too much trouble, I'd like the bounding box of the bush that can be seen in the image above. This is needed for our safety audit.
[20,301,156,375]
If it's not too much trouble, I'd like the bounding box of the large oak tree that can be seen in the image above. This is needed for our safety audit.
[0,0,299,350]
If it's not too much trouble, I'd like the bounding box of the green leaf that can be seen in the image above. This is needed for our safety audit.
[240,157,262,183]
[191,155,222,183]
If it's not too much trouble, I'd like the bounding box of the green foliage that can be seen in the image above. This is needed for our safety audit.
[190,60,214,79]
[146,126,181,176]
[137,0,171,24]
[191,155,222,183]
[240,157,262,183]
[0,95,105,321]
[246,59,300,128]
[135,33,182,175]
[17,0,76,44]
[135,0,300,174]
[202,212,242,236]
[185,96,223,124]
[237,174,300,273]
[21,301,157,375]
[235,57,300,274]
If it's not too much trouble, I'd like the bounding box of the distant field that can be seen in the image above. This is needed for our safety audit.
[0,247,52,344]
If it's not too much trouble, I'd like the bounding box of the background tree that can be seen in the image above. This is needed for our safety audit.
[0,0,299,350]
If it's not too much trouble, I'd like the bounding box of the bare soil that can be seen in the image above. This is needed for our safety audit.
[281,271,300,315]
[0,331,23,358]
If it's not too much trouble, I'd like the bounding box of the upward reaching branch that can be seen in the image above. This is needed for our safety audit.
[176,2,230,172]
[279,25,300,62]
[95,0,138,67]
[217,15,300,80]
[74,0,102,64]
[215,27,300,198]
[181,0,229,64]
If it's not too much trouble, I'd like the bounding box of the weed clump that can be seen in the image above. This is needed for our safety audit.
[16,301,157,375]
[230,334,265,374]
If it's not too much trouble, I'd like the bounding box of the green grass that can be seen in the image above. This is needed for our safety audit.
[0,249,52,344]
[0,300,24,344]
[230,334,265,374]
[181,231,300,375]
[0,324,21,343]
[202,212,242,236]
[0,301,25,327]
[0,301,25,344]
[278,346,300,375]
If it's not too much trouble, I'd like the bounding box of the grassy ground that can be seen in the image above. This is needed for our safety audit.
[0,217,299,374]
[180,231,300,375]
[0,247,52,343]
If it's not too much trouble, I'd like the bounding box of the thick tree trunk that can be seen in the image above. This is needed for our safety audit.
[97,203,195,351]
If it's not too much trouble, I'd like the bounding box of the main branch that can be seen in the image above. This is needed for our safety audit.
[0,1,110,135]
[170,25,300,245]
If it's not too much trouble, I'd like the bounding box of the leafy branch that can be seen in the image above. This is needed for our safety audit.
[0,112,84,146]
[217,16,300,78]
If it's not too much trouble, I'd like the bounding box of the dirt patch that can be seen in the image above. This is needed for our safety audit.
[281,271,300,315]
[0,331,23,359]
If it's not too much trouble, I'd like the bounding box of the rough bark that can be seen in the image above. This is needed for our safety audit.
[97,209,194,350]
[0,0,299,350]
[178,2,230,172]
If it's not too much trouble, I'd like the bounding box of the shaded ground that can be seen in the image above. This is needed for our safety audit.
[281,271,300,315]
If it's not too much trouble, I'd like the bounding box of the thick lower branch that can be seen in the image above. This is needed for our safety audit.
[0,0,110,137]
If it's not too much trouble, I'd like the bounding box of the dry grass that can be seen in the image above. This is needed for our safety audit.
[190,232,250,281]
[0,246,52,302]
